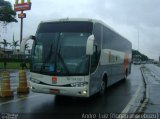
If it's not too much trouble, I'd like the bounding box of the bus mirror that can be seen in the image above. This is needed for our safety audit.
[20,35,35,53]
[86,35,95,55]
[30,35,36,40]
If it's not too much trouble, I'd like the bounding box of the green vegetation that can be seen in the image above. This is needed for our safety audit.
[0,39,10,50]
[0,0,17,24]
[0,62,30,69]
[10,38,19,49]
[132,49,148,61]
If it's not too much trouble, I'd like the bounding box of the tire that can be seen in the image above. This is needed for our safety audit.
[99,79,106,96]
[123,70,128,81]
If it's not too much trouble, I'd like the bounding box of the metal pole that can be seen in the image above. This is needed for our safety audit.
[138,31,139,51]
[20,11,24,69]
[20,11,23,44]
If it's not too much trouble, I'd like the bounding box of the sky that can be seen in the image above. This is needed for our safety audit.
[0,0,160,60]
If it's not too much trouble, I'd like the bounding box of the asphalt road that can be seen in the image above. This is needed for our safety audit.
[0,65,144,119]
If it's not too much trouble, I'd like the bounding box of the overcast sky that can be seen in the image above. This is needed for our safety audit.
[1,0,160,60]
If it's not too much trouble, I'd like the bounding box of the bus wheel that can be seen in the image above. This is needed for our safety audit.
[99,79,106,95]
[123,70,128,80]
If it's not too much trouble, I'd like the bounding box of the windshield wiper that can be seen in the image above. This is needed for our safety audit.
[40,42,54,73]
[57,52,70,75]
[55,33,70,75]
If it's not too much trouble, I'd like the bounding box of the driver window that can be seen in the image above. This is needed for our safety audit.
[34,44,43,63]
[90,23,102,73]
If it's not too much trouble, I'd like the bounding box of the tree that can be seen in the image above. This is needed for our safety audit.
[0,0,17,25]
[0,39,10,51]
[0,38,10,70]
[132,49,148,61]
[25,43,29,50]
[10,35,19,50]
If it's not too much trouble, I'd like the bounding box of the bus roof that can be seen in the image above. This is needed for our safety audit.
[41,18,113,30]
[41,18,102,24]
[40,18,130,44]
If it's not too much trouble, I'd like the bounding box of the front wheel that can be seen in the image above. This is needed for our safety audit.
[99,79,106,95]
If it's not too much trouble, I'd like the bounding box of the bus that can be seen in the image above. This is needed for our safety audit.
[21,18,132,97]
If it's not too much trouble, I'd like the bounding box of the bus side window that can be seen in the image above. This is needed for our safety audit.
[91,23,102,73]
[34,44,43,63]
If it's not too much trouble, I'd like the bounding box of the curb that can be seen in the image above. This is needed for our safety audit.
[128,66,149,118]
[135,66,149,113]
[118,65,147,119]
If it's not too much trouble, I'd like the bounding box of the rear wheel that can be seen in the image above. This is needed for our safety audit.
[123,70,128,80]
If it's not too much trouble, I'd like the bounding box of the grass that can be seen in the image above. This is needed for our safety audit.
[0,62,30,69]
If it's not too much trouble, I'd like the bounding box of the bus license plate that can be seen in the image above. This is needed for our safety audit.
[50,89,60,94]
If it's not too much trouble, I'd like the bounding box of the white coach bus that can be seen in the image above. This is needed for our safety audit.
[21,18,132,97]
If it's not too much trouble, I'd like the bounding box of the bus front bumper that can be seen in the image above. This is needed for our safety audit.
[29,81,89,97]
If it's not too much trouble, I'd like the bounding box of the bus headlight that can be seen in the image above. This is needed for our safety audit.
[70,82,88,87]
[82,90,87,94]
[30,78,40,84]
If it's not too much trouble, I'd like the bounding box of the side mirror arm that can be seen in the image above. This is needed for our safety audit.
[20,35,35,53]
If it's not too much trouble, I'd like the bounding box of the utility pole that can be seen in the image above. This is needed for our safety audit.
[20,10,23,44]
[14,0,31,44]
[138,31,139,51]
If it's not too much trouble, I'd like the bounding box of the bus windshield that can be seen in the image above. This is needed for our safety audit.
[31,22,93,76]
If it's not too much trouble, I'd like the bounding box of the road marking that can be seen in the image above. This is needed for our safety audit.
[121,79,142,113]
[119,68,144,119]
[0,94,42,106]
[136,66,155,113]
[126,66,150,118]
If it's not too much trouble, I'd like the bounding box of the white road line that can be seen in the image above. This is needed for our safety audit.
[118,70,143,119]
[121,80,142,113]
[0,94,42,106]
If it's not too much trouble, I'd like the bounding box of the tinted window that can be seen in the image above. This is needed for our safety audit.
[91,23,102,73]
[103,26,131,53]
[37,21,93,33]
